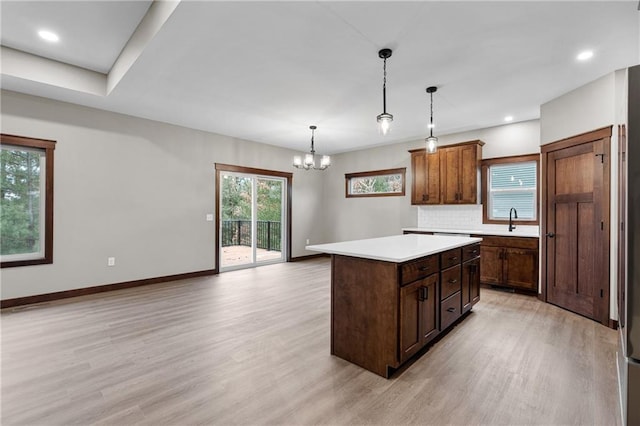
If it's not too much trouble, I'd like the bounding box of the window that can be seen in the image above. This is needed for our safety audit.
[481,154,539,224]
[345,168,406,198]
[1,134,56,267]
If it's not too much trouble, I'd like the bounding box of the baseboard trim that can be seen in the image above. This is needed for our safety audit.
[0,269,217,309]
[609,319,619,330]
[290,253,330,262]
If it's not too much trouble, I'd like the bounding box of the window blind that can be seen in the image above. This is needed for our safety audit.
[489,161,536,220]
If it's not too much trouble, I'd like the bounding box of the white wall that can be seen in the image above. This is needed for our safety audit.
[320,120,540,244]
[0,90,325,300]
[539,70,623,321]
[540,73,616,145]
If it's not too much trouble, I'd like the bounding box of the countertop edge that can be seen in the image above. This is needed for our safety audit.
[306,235,482,263]
[402,227,540,238]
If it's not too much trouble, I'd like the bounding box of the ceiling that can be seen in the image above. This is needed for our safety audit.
[1,1,638,155]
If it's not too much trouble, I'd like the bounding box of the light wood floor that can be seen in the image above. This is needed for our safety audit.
[1,258,620,425]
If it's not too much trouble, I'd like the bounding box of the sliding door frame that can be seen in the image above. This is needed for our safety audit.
[214,163,293,273]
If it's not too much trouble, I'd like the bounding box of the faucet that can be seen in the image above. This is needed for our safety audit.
[508,208,518,232]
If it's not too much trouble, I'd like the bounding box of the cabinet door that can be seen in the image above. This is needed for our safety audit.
[504,248,538,291]
[420,274,439,344]
[411,151,440,205]
[462,257,481,313]
[480,246,503,285]
[440,147,460,204]
[399,280,423,362]
[458,144,479,204]
[411,152,428,205]
[399,275,439,363]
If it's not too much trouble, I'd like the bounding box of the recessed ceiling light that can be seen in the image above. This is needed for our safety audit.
[38,30,59,42]
[577,50,594,61]
[504,116,513,122]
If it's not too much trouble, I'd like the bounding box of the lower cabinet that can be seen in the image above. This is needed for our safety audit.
[477,236,539,291]
[462,256,480,313]
[331,242,481,378]
[399,274,438,363]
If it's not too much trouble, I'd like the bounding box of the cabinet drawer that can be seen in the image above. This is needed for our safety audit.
[440,248,462,270]
[478,236,539,250]
[441,264,461,300]
[441,291,462,330]
[462,243,481,262]
[401,255,438,285]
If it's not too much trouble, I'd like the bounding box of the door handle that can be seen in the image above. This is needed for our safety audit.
[546,232,555,238]
[418,286,428,301]
[418,266,430,272]
[446,307,456,313]
[448,279,458,284]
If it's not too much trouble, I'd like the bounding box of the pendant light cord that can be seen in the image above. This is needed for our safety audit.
[429,90,434,137]
[382,57,387,113]
[310,127,316,155]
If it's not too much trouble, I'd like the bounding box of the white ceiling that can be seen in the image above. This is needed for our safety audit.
[1,1,638,154]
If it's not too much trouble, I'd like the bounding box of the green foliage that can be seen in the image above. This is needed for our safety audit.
[221,175,252,220]
[221,175,282,222]
[349,174,402,194]
[0,148,42,255]
[257,179,282,222]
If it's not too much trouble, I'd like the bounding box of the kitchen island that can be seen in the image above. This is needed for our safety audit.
[307,234,482,378]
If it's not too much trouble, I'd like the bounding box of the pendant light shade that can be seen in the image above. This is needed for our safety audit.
[377,48,393,135]
[293,126,330,171]
[425,86,438,153]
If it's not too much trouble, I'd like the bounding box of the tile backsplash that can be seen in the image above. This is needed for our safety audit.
[417,205,483,229]
[417,204,540,235]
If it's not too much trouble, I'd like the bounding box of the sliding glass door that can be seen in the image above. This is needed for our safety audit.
[219,171,286,271]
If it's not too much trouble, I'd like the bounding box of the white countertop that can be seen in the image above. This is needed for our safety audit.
[306,234,482,263]
[402,226,540,238]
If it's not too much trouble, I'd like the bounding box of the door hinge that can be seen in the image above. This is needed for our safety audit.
[600,289,604,298]
[601,221,604,230]
[595,153,605,163]
[621,222,625,232]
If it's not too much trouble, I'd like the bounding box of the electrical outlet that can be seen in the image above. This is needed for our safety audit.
[306,239,310,244]
[107,257,115,266]
[206,213,214,221]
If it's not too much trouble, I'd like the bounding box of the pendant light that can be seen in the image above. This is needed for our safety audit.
[376,48,393,135]
[293,125,331,170]
[425,86,438,153]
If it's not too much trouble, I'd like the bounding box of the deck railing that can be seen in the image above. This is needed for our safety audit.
[221,220,281,251]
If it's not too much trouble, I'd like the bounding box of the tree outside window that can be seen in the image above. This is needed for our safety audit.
[1,134,55,267]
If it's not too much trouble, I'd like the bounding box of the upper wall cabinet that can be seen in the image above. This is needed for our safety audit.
[409,149,440,204]
[410,140,484,205]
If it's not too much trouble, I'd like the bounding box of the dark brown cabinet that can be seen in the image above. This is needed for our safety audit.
[410,140,484,205]
[477,236,539,292]
[399,274,438,362]
[409,149,440,204]
[331,241,481,377]
[462,243,481,313]
[440,141,483,204]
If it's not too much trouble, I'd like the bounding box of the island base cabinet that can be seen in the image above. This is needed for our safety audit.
[399,274,439,363]
[329,242,480,378]
[331,255,399,378]
[462,257,481,313]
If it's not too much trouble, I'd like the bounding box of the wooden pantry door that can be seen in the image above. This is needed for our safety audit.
[541,127,611,325]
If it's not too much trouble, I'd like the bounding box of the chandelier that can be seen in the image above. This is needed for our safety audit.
[293,125,330,170]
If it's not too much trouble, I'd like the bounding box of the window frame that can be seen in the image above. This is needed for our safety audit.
[1,133,56,268]
[481,154,539,225]
[345,167,406,198]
